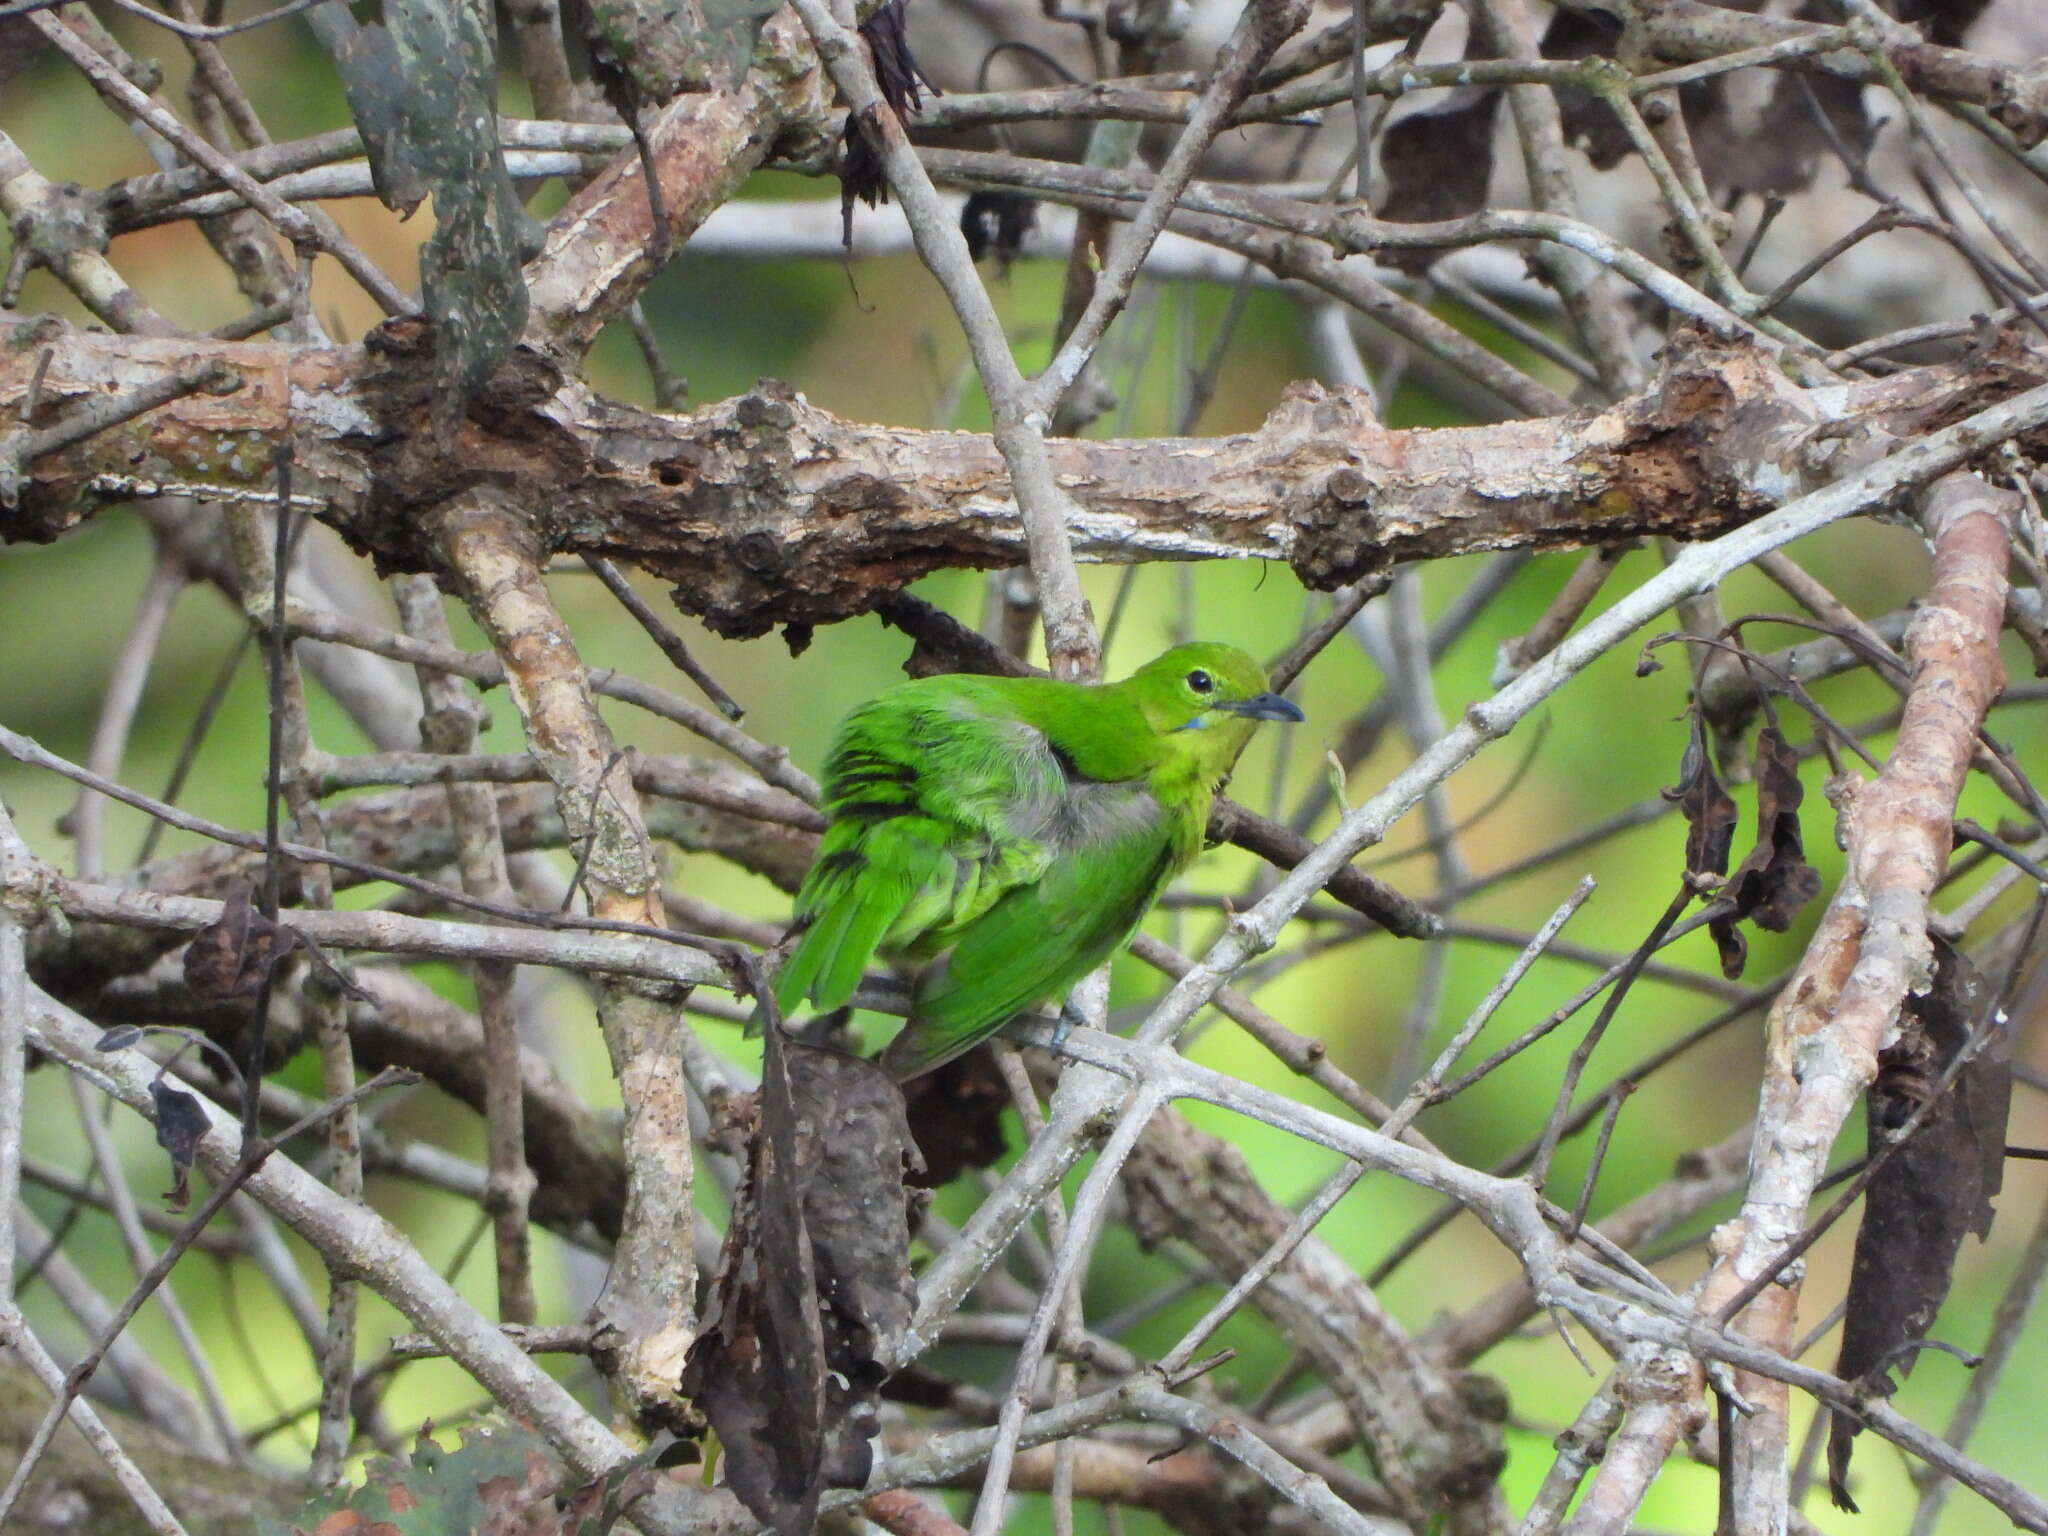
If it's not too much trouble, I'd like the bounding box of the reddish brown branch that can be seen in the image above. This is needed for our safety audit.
[1690,469,2016,1528]
[427,486,699,1428]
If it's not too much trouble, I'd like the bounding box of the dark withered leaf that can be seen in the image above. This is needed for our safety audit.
[1542,8,1635,171]
[837,0,934,248]
[313,0,530,440]
[961,191,1038,273]
[1662,712,1738,891]
[1705,727,1823,980]
[1708,1,1872,199]
[682,1028,918,1535]
[0,17,45,89]
[839,110,888,249]
[96,1025,145,1053]
[865,0,933,118]
[1375,88,1502,271]
[1719,69,1871,199]
[901,1045,1010,1188]
[1895,0,1991,47]
[1708,917,1749,985]
[1827,939,2010,1512]
[184,886,286,1000]
[1729,726,1824,930]
[148,1077,209,1212]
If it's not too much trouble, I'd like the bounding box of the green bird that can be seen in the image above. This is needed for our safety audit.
[773,642,1304,1079]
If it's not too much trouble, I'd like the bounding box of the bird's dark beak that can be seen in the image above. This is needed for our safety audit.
[1220,692,1305,723]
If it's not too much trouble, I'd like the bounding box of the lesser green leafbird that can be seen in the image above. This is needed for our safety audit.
[773,641,1304,1078]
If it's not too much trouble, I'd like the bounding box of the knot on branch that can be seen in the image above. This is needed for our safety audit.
[1261,380,1390,589]
[3,181,108,299]
[1993,55,2048,148]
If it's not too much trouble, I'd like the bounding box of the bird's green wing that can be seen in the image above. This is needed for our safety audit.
[774,686,1064,1018]
[880,813,1178,1079]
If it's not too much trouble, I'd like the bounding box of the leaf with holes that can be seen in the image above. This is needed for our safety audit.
[263,1422,593,1536]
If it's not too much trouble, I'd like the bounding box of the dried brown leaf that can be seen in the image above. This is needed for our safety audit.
[1896,0,1991,48]
[1542,9,1634,171]
[901,1045,1009,1188]
[961,192,1037,273]
[1727,726,1824,933]
[1377,89,1503,242]
[1827,939,2010,1511]
[1708,725,1825,977]
[683,1029,919,1534]
[1662,711,1738,892]
[148,1076,209,1212]
[1707,2,1874,199]
[839,0,933,247]
[183,885,285,1000]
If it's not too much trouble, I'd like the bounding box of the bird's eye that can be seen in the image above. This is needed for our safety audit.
[1186,669,1213,694]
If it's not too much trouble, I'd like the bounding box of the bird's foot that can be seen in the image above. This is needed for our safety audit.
[1048,1000,1090,1054]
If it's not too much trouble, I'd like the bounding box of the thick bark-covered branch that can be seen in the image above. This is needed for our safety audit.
[1704,469,2016,1530]
[6,320,2045,637]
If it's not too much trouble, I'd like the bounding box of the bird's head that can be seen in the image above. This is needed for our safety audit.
[1127,641,1303,778]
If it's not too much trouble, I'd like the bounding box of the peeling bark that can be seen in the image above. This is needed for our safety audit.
[7,321,2044,637]
[1706,470,2017,1533]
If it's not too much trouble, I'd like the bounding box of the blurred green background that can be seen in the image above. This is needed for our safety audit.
[4,14,2047,1531]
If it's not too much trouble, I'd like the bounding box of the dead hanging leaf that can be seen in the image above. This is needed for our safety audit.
[901,1044,1010,1188]
[960,191,1037,274]
[1375,88,1503,265]
[839,108,888,248]
[1716,65,1873,199]
[838,0,934,247]
[313,0,531,442]
[1708,725,1824,979]
[1375,12,1502,258]
[1827,939,2010,1512]
[682,1028,920,1535]
[1896,0,1991,48]
[184,887,372,1007]
[147,1076,209,1212]
[866,0,932,117]
[184,886,286,1000]
[0,16,45,88]
[1542,8,1636,171]
[1703,1,1873,200]
[1662,710,1738,895]
[1728,727,1823,932]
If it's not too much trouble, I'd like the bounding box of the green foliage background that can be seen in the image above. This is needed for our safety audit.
[4,18,2046,1532]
